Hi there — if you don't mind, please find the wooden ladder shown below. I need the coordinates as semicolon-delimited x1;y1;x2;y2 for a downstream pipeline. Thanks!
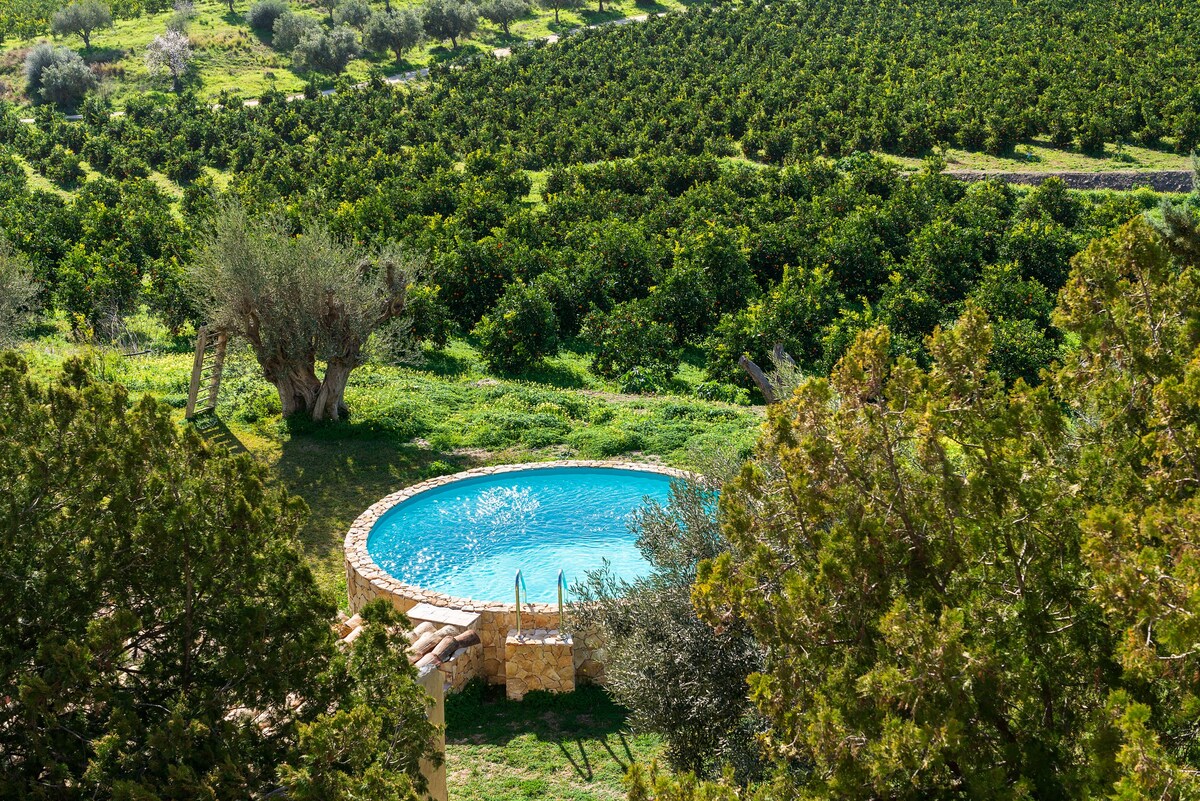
185;326;228;420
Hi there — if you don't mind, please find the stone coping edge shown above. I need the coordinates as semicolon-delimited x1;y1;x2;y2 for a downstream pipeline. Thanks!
345;460;698;615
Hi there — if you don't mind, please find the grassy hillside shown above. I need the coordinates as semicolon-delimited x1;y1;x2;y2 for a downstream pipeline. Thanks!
0;0;693;106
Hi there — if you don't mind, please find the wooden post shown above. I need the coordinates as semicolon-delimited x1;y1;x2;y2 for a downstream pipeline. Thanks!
738;354;778;404
185;326;208;419
417;666;448;801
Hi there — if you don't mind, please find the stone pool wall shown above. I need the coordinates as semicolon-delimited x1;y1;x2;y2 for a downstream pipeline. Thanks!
344;460;692;691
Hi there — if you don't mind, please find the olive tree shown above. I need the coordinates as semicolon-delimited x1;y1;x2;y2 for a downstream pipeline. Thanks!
51;0;112;48
334;0;371;30
193;205;416;421
479;0;528;35
293;25;360;74
272;10;318;51
365;8;423;60
24;43;97;108
422;0;477;49
539;0;580;25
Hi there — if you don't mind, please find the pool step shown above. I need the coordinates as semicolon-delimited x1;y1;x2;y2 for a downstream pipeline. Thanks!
406;602;481;632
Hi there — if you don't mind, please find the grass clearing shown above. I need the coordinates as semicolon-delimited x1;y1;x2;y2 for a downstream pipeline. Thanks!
880;137;1193;174
446;682;661;801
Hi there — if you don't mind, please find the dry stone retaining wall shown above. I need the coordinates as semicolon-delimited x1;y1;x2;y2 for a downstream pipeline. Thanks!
345;460;694;692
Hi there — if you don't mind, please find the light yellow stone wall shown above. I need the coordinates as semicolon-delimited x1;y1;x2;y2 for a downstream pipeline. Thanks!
505;630;575;701
345;461;695;692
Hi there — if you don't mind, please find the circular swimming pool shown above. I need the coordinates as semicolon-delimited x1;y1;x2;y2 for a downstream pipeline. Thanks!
362;463;683;604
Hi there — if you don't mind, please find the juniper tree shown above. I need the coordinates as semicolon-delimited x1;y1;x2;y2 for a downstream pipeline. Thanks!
0;354;437;798
0;236;37;345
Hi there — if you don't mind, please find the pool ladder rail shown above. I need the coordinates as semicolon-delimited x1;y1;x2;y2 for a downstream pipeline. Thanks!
513;569;570;642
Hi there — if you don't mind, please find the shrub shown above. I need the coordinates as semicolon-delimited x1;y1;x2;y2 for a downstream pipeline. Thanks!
247;0;289;31
573;480;763;776
473;281;558;373
693;381;750;405
24;45;96;109
704;265;842;385
166;0;196;32
1001;217;1077;288
582;297;679;381
272;10;317;51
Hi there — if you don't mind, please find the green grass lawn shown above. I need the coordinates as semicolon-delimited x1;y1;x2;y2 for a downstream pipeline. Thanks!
446;683;661;801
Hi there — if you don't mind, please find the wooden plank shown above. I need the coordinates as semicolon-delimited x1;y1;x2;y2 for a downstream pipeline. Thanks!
185;326;208;420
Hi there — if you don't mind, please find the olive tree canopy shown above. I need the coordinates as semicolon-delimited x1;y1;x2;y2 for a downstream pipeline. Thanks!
193;205;416;421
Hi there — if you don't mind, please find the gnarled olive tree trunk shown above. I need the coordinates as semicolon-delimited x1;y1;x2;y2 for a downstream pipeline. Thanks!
195;205;415;422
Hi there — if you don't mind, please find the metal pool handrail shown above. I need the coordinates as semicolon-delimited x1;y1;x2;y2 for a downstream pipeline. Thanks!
514;569;530;636
557;570;567;632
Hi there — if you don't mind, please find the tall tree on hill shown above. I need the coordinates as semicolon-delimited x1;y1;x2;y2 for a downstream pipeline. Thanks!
51;0;112;48
0;353;438;799
422;0;477;48
193;204;417;421
365;8;423;60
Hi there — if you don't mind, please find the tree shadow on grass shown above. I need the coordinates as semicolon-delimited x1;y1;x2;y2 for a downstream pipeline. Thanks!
516;360;590;390
189;411;250;456
445;683;650;784
272;419;485;590
447;682;636;764
83;47;126;65
419;348;474;378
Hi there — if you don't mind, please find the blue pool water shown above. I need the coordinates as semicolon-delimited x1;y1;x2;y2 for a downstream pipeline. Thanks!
367;467;678;603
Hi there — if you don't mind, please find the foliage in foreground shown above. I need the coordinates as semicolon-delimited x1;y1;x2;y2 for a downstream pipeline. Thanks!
0;353;437;799
683;208;1200;798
